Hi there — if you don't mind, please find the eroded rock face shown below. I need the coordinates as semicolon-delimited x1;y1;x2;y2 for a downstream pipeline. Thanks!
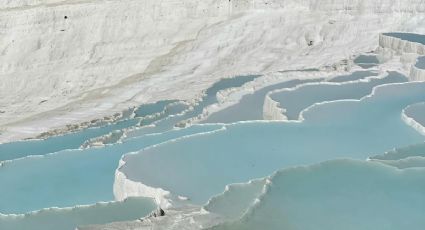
0;0;228;125
379;33;425;55
410;56;425;81
1;0;424;142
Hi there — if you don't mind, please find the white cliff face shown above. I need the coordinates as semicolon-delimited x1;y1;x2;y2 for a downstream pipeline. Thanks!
0;0;227;133
1;0;425;142
263;94;287;120
379;34;425;55
410;57;425;81
113;159;173;209
0;0;233;141
410;64;425;81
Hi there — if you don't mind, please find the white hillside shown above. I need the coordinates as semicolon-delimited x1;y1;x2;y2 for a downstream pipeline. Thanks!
0;0;424;142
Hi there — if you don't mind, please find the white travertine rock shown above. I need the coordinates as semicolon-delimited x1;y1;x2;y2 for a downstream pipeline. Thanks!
263;94;287;120
409;57;425;81
113;159;173;209
410;64;425;81
1;0;425;142
402;108;425;136
379;34;425;55
402;102;425;136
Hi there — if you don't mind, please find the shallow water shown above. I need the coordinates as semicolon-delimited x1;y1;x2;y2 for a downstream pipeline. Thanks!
383;32;425;45
0;101;182;161
204;179;266;221
0;124;223;214
212;160;425;230
2;68;425;229
0;197;156;230
371;141;425;161
203;71;378;123
121;81;425;204
134;100;178;118
0;118;140;161
328;70;378;82
0;75;260;228
139;101;188;126
405;102;425;127
124;75;258;139
415;56;425;69
202;78;322;123
270;71;406;120
353;55;380;69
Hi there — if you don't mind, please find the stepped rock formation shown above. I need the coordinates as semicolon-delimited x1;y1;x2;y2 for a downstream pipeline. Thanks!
0;0;424;142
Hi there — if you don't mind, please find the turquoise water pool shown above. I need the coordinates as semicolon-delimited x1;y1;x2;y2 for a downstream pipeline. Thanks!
383;32;425;45
0;124;223;214
212;159;425;230
124;75;258;139
121;81;425;205
1;71;424;230
0;197;156;230
353;55;380;69
269;71;406;120
415;56;425;69
202;78;322;123
405;102;425;127
0;101;182;161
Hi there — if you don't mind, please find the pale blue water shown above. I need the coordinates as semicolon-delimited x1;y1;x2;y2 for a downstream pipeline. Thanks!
328;71;378;83
415;56;425;69
1;70;425;229
212;159;425;230
139;101;188;126
405;102;425;127
125;75;258;139
202;78;323;123
0;118;139;161
0;75;258;227
0;197;156;230
121;81;425;205
199;71;377;123
383;32;425;45
134;100;178;117
371;142;425;161
204;179;266;220
0;124;223;214
353;55;379;69
0;100;182;161
270;71;406;120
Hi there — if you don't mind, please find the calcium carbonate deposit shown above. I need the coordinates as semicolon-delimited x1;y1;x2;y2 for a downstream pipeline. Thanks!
1;0;425;229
